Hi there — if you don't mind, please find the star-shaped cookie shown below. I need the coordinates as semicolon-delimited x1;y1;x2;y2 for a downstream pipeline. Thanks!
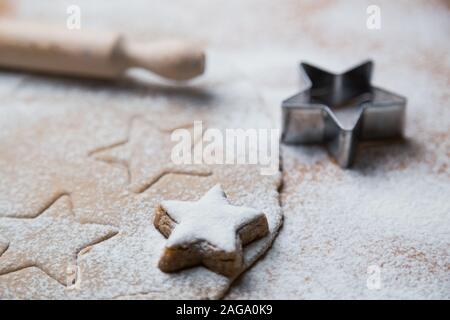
154;184;269;277
282;60;406;167
0;195;118;285
91;118;210;193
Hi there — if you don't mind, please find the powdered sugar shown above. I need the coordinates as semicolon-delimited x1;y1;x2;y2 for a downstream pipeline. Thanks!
162;184;266;252
0;195;118;285
0;51;282;299
1;0;448;300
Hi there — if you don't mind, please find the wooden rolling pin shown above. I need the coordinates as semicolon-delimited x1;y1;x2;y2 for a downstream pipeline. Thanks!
0;20;205;80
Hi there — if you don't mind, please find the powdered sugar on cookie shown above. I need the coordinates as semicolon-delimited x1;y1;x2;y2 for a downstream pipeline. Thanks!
162;184;266;252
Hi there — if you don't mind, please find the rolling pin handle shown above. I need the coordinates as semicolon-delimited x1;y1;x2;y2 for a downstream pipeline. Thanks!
119;39;206;81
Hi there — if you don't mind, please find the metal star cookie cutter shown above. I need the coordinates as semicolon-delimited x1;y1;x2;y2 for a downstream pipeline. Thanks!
281;60;406;168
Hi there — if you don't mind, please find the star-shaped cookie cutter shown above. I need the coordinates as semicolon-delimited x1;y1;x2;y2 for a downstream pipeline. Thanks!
281;60;406;167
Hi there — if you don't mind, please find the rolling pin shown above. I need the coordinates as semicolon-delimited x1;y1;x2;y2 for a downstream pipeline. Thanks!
0;20;205;81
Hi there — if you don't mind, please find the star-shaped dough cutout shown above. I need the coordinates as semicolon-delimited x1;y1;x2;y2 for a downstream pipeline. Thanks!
0;235;8;257
91;118;210;193
0;195;118;285
154;184;269;277
282;60;406;167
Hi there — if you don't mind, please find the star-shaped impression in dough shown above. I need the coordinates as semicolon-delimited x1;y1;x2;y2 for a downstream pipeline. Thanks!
154;184;269;277
282;60;406;167
91;118;210;193
0;195;118;285
0;236;8;256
